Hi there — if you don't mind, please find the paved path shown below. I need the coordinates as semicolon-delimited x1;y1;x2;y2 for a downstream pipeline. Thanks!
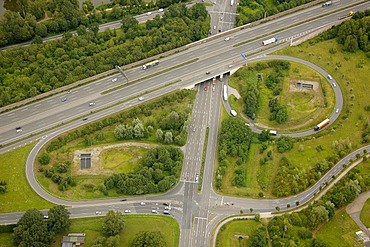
346;190;370;245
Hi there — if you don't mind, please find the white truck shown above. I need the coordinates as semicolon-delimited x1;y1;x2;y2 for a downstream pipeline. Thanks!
262;37;278;46
142;60;159;70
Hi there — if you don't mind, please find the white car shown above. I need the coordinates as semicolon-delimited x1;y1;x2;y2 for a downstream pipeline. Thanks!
151;210;158;214
165;206;171;210
95;211;102;215
336;108;339;113
147;12;152;15
158;8;164;12
140;202;146;206
112;78;117;82
43;215;49;219
89;102;95;106
16;127;23;133
228;64;233;68
224;37;230;41
124;210;131;213
332;82;337;87
138;97;144;101
327;74;333;80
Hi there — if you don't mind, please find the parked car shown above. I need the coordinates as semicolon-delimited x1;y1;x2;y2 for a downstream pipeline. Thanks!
158;8;164;12
151;210;158;214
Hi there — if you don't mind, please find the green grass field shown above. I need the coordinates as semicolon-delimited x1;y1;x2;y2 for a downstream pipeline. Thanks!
360;198;370;228
216;219;263;247
315;209;360;247
50;215;179;247
0;144;54;213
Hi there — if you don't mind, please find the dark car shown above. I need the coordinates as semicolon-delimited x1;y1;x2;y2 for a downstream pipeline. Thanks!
206;71;210;75
121;199;127;201
82;117;88;121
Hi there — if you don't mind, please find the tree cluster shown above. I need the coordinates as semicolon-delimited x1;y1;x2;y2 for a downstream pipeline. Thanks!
41;161;76;191
104;146;183;195
276;136;294;153
0;3;208;107
103;210;125;236
13;206;71;246
243;80;259;120
216;118;253;190
130;231;167;247
269;98;288;124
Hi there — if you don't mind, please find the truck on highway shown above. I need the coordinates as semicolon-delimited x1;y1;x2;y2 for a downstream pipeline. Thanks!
142;60;159;70
322;1;332;7
262;37;278;46
338;11;354;20
314;118;330;131
230;0;234;6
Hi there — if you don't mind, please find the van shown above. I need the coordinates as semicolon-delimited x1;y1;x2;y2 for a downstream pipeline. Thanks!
230;110;237;117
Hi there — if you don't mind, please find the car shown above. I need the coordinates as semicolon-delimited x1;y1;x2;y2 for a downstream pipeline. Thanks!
336;108;339;113
158;8;164;12
204;86;208;91
138;97;144;101
140;202;146;206
224;37;230;41
228;64;233;68
124;210;131;213
95;211;102;215
195;173;199;182
163;202;170;206
193;127;196;132
212;86;215;92
89;102;95;106
146;11;152;15
151;210;158;214
206;71;211;75
121;198;127;201
327;74;333;80
164;206;171;210
82;117;88;121
16;127;23;133
163;210;170;215
332;82;337;87
61;97;67;102
212;1;216;4
245;123;250;127
112;78;117;82
43;215;49;219
220;16;223;20
213;25;216;30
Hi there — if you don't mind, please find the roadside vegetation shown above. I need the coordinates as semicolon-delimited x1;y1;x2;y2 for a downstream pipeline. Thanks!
0;207;179;247
217;11;370;199
360;197;370;227
0;3;209;107
216;158;370;247
236;0;317;26
35;90;194;200
0;143;54;213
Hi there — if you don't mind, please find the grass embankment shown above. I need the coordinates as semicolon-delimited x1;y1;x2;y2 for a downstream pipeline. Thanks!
216;219;263;247
49;215;179;247
315;209;360;246
0;143;54;213
218;37;369;198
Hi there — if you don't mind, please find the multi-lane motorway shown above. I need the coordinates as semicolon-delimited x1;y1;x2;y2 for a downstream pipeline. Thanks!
1;1;370;246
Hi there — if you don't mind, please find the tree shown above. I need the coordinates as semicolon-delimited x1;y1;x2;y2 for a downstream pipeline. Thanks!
13;209;52;246
156;129;164;142
121;14;139;32
103;210;124;236
47;205;71;234
251;226;268;247
164;131;173;144
38;153;51;165
130;231;167;247
276;136;294;153
309;206;329;229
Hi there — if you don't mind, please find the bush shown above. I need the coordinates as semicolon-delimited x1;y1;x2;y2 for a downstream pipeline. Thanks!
38;153;51;165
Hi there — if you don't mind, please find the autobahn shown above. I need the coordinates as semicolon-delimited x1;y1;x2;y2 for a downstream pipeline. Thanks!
0;1;370;247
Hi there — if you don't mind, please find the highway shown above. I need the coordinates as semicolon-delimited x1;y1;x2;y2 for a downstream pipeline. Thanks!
1;0;368;146
0;1;370;247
